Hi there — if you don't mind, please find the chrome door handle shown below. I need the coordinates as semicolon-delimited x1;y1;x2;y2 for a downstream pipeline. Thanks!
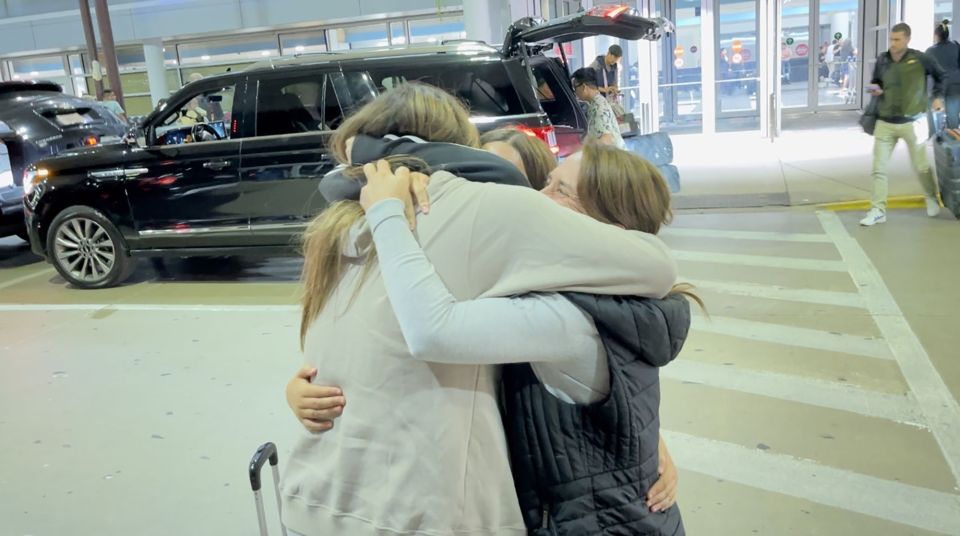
203;160;230;170
124;167;149;178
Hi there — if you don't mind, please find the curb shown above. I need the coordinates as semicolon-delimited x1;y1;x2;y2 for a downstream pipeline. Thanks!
818;195;927;212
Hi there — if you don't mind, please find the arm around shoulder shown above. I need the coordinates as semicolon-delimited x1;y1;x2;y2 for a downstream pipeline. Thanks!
471;185;678;299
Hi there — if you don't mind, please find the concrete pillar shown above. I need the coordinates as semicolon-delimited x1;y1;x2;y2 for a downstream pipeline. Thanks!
465;0;509;44
143;38;168;107
903;0;934;51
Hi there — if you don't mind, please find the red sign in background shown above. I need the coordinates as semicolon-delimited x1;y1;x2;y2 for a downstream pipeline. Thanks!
795;43;809;57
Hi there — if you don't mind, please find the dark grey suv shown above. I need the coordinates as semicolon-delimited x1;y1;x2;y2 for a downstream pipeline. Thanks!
23;6;672;288
0;80;126;241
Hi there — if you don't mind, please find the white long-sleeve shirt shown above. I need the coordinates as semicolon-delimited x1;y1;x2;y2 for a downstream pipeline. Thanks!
367;197;609;404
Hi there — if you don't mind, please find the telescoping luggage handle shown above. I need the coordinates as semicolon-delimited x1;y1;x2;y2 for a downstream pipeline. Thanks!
249;442;288;536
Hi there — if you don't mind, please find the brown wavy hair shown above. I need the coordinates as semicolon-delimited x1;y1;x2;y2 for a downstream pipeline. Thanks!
577;143;704;312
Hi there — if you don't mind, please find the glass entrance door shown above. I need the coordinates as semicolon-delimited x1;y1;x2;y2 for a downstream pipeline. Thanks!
655;0;704;132
715;0;761;130
780;0;862;112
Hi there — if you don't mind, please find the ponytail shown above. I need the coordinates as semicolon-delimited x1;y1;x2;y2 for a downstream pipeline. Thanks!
935;19;950;42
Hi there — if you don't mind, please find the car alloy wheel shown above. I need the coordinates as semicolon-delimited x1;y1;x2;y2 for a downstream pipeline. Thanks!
53;217;117;283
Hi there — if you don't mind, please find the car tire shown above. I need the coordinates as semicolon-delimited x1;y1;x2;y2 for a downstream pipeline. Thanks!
46;206;135;289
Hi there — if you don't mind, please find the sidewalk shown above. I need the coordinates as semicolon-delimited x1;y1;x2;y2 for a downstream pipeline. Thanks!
670;116;936;210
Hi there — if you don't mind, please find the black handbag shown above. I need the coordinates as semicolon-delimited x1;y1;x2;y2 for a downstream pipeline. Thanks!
860;96;879;135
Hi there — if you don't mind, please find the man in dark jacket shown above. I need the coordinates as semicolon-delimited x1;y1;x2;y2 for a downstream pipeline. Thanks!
588;44;623;99
861;22;946;226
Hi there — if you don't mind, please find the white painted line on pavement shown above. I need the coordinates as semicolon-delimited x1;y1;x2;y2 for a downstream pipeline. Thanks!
663;430;960;535
0;267;55;291
0;303;299;313
673;250;849;272
664;359;924;427
692;315;893;360
818;210;960;489
683;278;867;309
662;227;833;243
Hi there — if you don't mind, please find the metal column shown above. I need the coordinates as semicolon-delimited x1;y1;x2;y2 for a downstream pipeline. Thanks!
92;0;124;107
700;0;717;134
759;0;781;139
78;0;103;100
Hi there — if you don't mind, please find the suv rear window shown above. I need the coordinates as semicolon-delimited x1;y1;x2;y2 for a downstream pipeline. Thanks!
366;60;526;117
39;107;105;127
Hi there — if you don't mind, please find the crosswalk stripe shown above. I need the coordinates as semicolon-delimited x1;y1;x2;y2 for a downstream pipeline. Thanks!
663;359;924;426
682;278;866;308
663;430;960;535
662;227;833;243
674;250;849;272
819;211;960;489
692;315;892;360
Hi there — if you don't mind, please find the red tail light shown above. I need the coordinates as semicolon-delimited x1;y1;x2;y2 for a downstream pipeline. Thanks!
517;125;560;155
588;4;632;19
82;135;99;146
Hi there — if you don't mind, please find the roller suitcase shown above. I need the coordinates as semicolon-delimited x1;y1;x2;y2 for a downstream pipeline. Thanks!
629;132;674;167
933;128;960;218
249;442;289;536
657;163;681;193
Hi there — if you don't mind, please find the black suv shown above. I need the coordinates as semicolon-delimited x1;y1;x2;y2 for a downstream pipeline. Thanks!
1;80;126;241
24;6;670;288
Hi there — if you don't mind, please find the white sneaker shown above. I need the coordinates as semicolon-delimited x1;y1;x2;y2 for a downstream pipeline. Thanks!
860;208;886;226
925;197;941;218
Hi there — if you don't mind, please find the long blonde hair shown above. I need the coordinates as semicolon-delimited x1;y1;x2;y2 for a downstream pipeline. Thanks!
300;83;478;347
577;143;705;312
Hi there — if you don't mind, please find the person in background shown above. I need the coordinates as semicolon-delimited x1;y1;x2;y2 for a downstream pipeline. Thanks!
480;128;557;190
571;67;626;149
100;89;127;123
588;44;623;100
926;20;960;129
861;22;946;226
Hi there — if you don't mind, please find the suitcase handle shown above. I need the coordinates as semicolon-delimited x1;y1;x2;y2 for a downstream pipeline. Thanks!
249;442;279;492
249;442;287;536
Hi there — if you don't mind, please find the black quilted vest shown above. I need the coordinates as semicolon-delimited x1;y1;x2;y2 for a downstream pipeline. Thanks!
500;293;690;535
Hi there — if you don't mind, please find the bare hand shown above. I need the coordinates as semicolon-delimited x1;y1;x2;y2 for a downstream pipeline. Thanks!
360;160;431;229
645;435;678;513
285;365;345;434
869;88;884;97
932;98;945;112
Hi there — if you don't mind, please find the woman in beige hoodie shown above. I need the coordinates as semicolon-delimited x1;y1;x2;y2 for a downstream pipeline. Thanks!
281;83;677;536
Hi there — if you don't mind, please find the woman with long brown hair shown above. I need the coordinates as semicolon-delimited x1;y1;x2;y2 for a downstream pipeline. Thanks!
281;83;679;536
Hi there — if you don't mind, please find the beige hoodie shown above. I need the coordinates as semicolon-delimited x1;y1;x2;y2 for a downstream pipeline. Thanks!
281;172;677;536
